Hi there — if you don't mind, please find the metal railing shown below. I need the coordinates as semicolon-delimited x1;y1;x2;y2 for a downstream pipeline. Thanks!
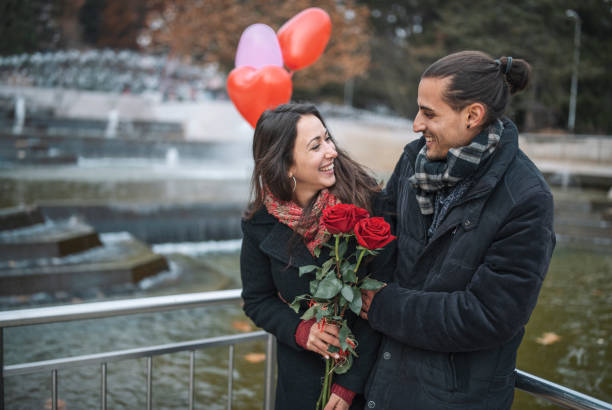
0;289;275;410
1;289;611;410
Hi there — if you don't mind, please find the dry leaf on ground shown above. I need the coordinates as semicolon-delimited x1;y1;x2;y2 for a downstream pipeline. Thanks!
244;353;266;363
536;332;561;346
232;320;254;332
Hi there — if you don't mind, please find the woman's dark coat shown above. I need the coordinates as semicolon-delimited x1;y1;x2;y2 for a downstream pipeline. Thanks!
240;207;382;410
365;118;556;409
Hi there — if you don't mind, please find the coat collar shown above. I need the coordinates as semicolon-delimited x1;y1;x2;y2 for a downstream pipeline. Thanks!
254;208;317;268
405;117;519;237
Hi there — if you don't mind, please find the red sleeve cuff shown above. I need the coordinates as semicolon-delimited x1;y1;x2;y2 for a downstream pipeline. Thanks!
295;318;316;349
331;383;356;406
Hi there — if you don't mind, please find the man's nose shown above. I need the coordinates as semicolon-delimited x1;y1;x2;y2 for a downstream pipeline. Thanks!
413;111;425;133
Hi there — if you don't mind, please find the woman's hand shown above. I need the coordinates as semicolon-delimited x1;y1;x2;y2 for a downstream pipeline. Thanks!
306;322;342;359
324;393;349;410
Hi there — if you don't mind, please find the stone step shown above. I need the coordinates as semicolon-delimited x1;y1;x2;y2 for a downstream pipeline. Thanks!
0;232;168;296
0;206;45;231
0;219;102;261
39;201;244;243
0;136;78;165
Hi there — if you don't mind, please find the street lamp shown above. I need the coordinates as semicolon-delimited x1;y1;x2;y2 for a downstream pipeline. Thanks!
566;9;581;133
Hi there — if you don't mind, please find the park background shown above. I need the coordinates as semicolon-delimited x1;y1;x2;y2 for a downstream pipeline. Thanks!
0;1;611;409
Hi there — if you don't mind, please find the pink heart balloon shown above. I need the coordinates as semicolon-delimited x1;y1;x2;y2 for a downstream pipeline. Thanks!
235;24;284;69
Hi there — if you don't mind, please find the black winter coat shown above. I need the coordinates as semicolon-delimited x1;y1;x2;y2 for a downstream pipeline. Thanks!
364;118;556;410
240;207;382;410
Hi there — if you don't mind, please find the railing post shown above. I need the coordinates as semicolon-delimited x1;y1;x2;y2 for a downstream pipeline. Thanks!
188;351;195;410
146;357;152;410
1;327;4;410
227;345;234;410
51;369;58;410
263;334;276;410
101;363;107;410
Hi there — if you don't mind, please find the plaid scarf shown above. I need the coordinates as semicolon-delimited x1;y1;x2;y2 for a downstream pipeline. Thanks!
263;187;340;256
409;119;504;215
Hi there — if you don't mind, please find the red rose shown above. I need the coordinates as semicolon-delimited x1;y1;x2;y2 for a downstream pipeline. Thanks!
321;204;370;234
354;217;396;250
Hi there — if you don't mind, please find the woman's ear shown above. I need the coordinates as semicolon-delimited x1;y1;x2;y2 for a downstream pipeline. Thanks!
466;102;487;129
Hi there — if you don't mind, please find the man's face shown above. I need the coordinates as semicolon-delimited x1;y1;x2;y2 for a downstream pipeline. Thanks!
413;77;474;161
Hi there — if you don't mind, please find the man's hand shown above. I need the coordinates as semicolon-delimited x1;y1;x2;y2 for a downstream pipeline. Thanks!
360;288;381;320
324;393;349;410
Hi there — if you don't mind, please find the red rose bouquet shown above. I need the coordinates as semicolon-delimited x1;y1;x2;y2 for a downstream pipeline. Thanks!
289;204;396;409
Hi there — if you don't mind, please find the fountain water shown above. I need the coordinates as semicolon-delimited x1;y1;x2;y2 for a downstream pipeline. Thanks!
12;96;24;135
105;108;119;138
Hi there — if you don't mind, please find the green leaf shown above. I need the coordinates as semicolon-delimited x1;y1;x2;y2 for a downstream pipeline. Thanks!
338;240;348;259
301;304;317;320
321;258;334;275
341;285;354;303
289;294;308;313
338;321;351;351
314;275;343;299
360;277;386;291
339;296;347;308
349;288;362;315
313;246;321;258
341;263;357;283
327;345;340;354
299;265;318;277
333;354;353;374
316;308;330;322
289;299;301;313
309;279;319;295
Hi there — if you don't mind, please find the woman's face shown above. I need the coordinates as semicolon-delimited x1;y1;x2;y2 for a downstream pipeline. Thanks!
289;114;338;206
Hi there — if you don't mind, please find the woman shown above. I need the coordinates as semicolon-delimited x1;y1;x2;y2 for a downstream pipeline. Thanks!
240;103;382;410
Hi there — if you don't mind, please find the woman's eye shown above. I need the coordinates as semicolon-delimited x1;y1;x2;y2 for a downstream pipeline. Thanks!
311;144;320;150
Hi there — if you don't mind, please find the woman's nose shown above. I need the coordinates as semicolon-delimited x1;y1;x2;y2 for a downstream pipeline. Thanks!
325;141;338;158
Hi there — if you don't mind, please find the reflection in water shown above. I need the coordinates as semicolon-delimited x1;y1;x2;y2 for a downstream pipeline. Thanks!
4;243;267;410
4;241;612;409
513;246;612;408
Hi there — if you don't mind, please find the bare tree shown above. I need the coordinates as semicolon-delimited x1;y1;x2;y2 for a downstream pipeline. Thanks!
141;0;371;91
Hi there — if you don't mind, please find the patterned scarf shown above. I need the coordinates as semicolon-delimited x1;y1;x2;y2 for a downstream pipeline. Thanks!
263;187;340;256
409;119;504;215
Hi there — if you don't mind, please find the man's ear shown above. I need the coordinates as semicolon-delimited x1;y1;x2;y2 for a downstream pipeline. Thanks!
466;102;487;129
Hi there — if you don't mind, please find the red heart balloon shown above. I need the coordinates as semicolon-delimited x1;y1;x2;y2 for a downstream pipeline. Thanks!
227;65;292;128
277;8;332;71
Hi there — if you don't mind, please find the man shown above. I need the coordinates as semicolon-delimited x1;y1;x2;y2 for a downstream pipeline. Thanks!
360;51;555;409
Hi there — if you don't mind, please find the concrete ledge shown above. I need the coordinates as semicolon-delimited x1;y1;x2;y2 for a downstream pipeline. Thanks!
0;206;44;231
0;253;168;296
0;231;102;261
0;220;103;261
0;235;168;296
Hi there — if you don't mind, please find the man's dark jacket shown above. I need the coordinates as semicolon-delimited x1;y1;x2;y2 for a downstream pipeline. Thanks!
364;118;556;409
240;207;382;409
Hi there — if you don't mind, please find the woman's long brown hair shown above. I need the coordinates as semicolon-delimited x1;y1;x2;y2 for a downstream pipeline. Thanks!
245;103;380;223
